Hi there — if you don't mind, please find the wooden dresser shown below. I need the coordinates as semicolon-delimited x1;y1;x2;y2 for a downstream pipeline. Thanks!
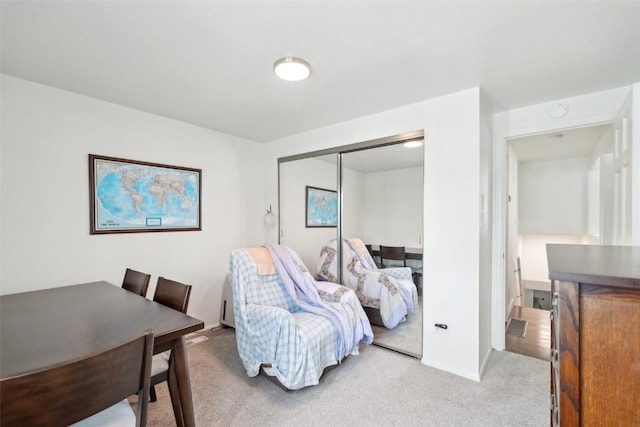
546;244;640;426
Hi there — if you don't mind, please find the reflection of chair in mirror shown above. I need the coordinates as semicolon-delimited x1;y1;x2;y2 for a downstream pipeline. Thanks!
380;245;407;267
229;245;372;390
364;244;380;268
380;245;422;291
317;238;417;329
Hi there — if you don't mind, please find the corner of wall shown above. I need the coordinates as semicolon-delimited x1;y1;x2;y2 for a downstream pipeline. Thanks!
478;346;493;380
421;357;481;383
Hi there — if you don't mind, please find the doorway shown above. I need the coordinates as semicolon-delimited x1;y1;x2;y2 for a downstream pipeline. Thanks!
492;87;636;357
503;124;614;360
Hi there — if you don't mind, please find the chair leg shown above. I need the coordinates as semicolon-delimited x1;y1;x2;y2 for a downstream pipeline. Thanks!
150;385;157;402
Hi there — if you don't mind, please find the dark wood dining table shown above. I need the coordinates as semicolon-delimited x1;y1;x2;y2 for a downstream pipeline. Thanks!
1;281;204;427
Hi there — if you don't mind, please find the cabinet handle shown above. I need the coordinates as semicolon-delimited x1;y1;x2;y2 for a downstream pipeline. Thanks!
552;292;559;308
551;349;559;367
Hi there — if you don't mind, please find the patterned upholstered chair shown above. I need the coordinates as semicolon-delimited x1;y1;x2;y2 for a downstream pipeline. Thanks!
229;245;372;390
317;238;417;329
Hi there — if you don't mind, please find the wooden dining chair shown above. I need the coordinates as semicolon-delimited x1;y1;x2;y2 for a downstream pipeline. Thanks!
1;330;154;427
122;268;152;297
379;245;407;268
365;244;374;256
365;243;381;268
150;277;192;404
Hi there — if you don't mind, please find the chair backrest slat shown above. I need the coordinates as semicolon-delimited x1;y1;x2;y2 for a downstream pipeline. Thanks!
1;330;154;427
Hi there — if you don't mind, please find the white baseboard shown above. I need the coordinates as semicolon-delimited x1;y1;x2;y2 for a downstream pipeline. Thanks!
186;322;220;338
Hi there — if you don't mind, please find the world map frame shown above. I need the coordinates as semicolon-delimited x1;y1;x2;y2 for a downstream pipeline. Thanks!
89;154;202;234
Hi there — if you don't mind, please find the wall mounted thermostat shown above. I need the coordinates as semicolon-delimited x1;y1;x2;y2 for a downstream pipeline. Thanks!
549;102;569;119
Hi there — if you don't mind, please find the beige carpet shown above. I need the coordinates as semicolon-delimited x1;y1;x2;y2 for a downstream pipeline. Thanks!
136;327;548;426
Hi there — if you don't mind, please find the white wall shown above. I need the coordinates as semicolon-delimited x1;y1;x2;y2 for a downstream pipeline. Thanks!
478;92;493;374
519;234;589;282
0;75;265;328
361;166;423;248
598;153;615;244
589;126;614;245
264;87;489;381
518;157;589;235
505;144;520;316
632;83;640;246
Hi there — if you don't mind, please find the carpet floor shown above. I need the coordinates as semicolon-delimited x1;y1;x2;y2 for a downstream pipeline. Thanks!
137;328;548;426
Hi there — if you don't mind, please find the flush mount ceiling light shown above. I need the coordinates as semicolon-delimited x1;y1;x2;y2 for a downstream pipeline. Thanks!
273;57;311;81
403;140;423;148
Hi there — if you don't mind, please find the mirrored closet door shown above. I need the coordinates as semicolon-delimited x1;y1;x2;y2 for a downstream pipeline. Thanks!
341;142;424;357
278;131;424;357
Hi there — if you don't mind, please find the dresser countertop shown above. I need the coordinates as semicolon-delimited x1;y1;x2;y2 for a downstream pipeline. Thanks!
546;244;640;289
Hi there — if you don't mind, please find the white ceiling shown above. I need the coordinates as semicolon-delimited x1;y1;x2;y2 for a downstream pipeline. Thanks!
509;123;611;162
2;1;639;143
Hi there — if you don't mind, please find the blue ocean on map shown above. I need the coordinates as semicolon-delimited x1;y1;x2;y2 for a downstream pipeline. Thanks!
96;168;198;227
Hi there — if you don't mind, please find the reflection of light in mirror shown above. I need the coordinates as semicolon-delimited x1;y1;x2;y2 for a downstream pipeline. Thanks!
404;140;423;148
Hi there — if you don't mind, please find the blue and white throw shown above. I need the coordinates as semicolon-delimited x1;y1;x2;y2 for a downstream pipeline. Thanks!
230;245;372;390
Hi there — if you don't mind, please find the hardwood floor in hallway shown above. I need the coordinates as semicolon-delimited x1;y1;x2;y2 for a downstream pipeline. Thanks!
505;305;550;361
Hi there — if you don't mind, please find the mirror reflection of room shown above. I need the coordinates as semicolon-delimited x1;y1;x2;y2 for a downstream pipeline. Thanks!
340;141;424;357
277;135;424;358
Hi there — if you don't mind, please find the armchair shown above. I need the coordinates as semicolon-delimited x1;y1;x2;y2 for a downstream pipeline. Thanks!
229;244;372;390
317;238;418;329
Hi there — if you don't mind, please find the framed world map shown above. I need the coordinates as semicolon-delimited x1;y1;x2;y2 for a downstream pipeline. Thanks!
89;154;201;234
305;186;337;228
